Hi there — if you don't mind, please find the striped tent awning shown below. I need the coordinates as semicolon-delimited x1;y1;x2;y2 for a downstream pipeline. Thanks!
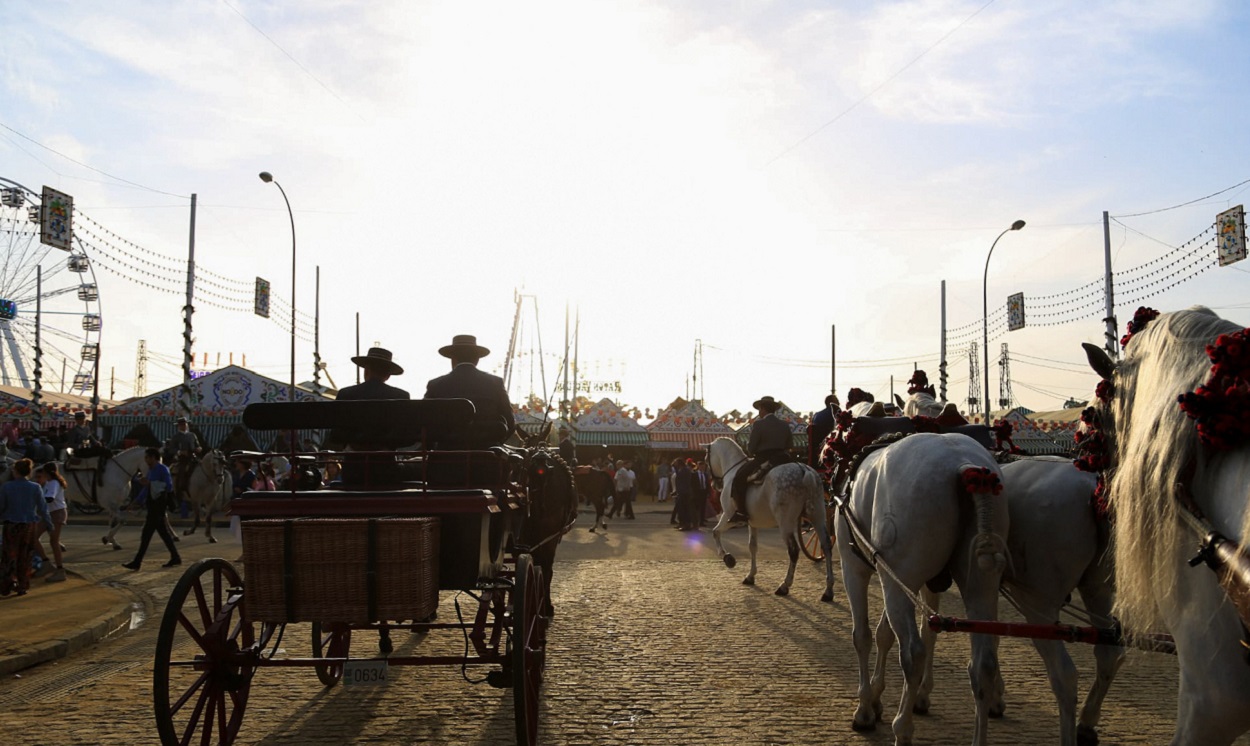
574;431;650;446
648;431;729;450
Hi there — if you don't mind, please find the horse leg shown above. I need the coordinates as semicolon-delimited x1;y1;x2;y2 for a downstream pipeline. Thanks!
104;512;124;550
183;494;201;537
914;588;940;714
959;572;1003;746
742;524;758;586
869;609;893;723
881;577;924;746
710;509;735;568
204;505;218;543
836;511;879;731
819;520;835;603
1074;574;1124;746
776;528;798;596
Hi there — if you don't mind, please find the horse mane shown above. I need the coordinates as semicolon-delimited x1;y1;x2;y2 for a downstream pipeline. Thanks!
1107;306;1242;630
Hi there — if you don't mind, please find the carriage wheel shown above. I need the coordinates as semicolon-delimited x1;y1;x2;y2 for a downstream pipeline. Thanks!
799;516;825;561
153;558;256;746
311;621;353;687
512;553;547;746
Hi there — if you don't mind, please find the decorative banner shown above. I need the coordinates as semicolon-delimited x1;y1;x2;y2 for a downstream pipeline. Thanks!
1006;292;1025;331
40;186;73;251
254;277;271;317
575;380;622;394
1217;205;1246;267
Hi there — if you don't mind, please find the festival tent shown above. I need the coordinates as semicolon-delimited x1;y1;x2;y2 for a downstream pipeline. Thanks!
0;384;116;428
734;400;810;452
97;365;332;448
568;398;648;448
996;408;1067;456
646;398;734;451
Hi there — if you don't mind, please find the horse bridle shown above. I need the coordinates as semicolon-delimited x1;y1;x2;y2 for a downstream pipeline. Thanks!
197;450;228;484
708;454;749;491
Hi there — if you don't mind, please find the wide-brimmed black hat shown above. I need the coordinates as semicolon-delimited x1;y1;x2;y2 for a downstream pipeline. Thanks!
175;416;189;425
74;411;86;420
752;396;780;412
439;334;490;359
350;347;404;375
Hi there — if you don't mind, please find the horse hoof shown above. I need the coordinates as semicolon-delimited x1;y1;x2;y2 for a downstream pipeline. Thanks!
208;537;218;544
1076;724;1099;746
820;590;834;603
741;577;755;586
112;545;122;551
774;586;789;597
182;529;193;536
100;536;108;546
850;717;876;732
988;702;1006;719
723;554;736;569
912;699;930;715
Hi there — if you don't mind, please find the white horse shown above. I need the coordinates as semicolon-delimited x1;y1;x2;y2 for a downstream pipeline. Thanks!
835;432;1007;746
706;437;835;602
1084;307;1250;745
999;456;1122;746
179;450;231;542
60;446;149;550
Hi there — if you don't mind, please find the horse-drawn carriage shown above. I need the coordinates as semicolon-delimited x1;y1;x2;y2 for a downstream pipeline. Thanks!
150;398;577;746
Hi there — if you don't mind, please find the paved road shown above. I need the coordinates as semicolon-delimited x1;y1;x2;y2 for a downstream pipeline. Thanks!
0;506;1237;744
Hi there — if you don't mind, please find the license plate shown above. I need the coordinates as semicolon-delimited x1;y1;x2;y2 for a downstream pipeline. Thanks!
343;660;388;687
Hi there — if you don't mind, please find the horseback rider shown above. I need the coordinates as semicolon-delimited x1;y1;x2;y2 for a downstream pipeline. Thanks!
65;411;110;485
727;396;793;522
164;417;202;509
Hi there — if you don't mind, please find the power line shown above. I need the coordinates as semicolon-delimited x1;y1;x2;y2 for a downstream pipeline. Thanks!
0;121;187;198
1112;177;1250;218
765;0;999;166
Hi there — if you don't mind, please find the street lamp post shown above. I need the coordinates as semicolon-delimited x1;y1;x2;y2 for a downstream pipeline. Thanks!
983;219;1026;423
259;171;296;405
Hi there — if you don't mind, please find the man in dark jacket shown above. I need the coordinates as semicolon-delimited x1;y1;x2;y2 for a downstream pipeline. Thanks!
728;396;793;522
330;347;409;484
808;394;840;468
423;335;515;448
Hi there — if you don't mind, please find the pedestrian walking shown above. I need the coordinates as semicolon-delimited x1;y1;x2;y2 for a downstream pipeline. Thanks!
655;458;672;502
0;459;54;596
121;448;182;571
672;458;697;530
608;460;636;519
32;463;69;583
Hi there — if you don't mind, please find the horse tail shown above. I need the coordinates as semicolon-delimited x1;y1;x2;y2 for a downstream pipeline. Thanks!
959;465;1007;575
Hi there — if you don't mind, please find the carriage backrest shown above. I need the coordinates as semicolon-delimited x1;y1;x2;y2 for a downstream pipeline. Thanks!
243;398;477;447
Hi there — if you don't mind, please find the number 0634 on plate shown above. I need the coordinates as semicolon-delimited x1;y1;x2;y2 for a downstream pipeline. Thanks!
343;660;388;687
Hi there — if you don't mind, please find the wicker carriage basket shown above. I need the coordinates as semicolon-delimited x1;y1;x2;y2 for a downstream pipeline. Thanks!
241;517;440;624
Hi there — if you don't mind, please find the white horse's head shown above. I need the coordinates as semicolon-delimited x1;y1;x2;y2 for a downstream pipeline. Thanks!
706;436;746;478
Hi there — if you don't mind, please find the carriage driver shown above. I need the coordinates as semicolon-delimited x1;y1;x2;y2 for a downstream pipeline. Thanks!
424;335;516;448
727;396;794;522
165;417;202;509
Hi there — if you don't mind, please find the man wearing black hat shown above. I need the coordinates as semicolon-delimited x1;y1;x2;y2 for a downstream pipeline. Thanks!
330;347;409;484
727;396;793;522
424;335;515;448
165;416;202;516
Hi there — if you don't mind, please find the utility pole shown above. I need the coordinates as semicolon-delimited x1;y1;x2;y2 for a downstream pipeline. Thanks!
939;281;947;402
313;266;321;392
1102;211;1120;360
134;339;147;397
998;343;1013;410
180;193;197;420
967;341;981;418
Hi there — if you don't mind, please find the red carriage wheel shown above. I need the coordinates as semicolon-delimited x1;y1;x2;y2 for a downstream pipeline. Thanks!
153;558;256;746
311;621;353;687
512;553;547;746
799;515;825;561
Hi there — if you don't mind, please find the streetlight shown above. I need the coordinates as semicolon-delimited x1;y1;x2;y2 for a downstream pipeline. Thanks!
983;219;1026;423
259;171;297;404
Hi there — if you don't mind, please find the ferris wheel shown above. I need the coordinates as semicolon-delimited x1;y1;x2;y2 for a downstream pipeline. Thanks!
0;177;102;396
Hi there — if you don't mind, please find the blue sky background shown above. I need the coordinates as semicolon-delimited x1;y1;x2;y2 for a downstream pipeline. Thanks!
1;0;1247;417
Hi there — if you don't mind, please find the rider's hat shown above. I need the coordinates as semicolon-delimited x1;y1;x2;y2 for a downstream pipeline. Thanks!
350;347;404;375
439;334;491;360
752;396;780;413
175;416;189;425
73;411;86;420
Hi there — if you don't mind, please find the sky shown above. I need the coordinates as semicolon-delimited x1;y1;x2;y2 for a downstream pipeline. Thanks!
1;0;1248;420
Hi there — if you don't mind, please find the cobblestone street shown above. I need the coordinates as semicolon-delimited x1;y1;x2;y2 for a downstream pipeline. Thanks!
0;510;1241;744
